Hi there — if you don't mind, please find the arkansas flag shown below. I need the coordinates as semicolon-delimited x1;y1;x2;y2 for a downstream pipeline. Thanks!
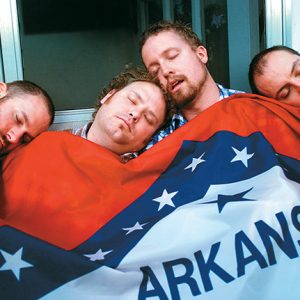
0;94;299;300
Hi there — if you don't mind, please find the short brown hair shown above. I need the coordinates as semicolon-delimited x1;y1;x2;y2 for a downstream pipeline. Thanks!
6;80;55;125
139;20;204;54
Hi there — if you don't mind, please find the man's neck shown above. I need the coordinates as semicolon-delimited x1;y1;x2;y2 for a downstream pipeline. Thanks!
181;78;220;121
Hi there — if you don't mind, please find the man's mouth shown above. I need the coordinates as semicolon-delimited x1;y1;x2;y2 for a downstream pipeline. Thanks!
168;79;183;94
116;115;132;132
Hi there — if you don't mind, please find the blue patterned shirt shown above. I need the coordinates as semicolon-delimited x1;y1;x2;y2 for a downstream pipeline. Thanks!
142;84;244;152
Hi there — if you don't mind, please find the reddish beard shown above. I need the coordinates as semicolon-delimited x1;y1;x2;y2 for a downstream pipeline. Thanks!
171;69;208;109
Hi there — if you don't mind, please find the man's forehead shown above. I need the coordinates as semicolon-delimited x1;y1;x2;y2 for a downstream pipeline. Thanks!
265;50;299;64
21;95;50;124
127;81;159;95
143;31;188;65
130;81;163;104
10;93;42;104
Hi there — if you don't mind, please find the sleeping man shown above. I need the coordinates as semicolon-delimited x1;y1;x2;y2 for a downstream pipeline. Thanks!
248;45;300;107
0;80;54;157
71;68;170;162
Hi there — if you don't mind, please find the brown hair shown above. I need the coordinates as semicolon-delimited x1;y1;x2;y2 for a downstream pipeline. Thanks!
6;80;55;125
139;20;204;54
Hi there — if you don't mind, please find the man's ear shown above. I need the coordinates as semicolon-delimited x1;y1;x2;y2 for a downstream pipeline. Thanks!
196;46;208;64
0;82;8;98
100;89;117;104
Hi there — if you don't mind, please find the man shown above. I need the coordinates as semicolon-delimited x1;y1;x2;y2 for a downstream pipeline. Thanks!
139;20;242;149
0;80;54;156
72;68;170;162
248;45;300;107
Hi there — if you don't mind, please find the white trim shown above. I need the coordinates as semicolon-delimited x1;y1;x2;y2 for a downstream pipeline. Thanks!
265;0;283;47
50;108;95;131
290;0;300;51
0;0;23;81
0;45;3;82
282;0;292;46
53;108;94;124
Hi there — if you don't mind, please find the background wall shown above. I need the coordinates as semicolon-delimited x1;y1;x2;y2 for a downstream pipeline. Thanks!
21;28;140;110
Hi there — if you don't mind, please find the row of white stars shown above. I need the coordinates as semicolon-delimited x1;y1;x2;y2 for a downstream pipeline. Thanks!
185;146;254;173
84;221;150;261
0;220;151;281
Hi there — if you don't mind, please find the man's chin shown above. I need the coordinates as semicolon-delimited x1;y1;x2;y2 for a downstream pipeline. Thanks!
173;95;195;109
170;86;192;104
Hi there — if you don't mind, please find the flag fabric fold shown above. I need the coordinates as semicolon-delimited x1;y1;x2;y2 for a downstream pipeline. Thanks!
0;94;299;299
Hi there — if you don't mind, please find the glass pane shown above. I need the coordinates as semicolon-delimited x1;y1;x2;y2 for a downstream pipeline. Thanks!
258;0;266;51
174;0;192;24
203;0;229;87
17;0;139;110
148;0;163;25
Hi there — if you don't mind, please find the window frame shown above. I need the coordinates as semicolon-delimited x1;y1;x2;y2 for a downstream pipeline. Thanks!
0;0;297;127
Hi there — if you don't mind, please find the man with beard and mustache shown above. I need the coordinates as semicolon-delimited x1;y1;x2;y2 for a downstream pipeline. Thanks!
0;80;54;157
139;20;243;150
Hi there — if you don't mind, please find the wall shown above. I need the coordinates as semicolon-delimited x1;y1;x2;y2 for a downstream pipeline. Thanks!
21;28;140;110
227;0;260;92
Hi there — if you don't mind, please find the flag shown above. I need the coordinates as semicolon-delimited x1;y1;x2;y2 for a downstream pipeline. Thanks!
0;94;299;299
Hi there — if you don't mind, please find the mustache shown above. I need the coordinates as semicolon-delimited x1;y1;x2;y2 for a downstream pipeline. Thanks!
167;75;186;89
167;75;186;84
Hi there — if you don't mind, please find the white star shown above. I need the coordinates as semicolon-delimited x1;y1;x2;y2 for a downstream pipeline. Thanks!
84;249;113;261
152;189;178;211
231;147;254;167
0;247;33;281
122;222;148;235
184;153;206;172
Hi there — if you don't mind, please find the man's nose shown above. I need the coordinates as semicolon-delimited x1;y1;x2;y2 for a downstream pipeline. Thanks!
160;62;174;77
291;77;300;90
159;63;174;87
6;127;24;144
129;110;141;123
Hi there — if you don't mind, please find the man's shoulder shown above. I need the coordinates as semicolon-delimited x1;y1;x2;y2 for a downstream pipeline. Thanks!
217;84;244;99
142;85;244;153
141;113;187;152
71;122;92;139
